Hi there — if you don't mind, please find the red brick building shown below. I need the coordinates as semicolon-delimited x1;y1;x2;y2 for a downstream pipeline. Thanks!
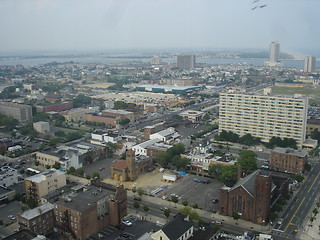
269;147;307;174
54;183;127;240
18;203;55;235
111;149;152;182
37;102;73;113
219;170;289;224
86;113;118;126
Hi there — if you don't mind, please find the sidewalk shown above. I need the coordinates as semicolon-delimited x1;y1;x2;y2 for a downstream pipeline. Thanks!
127;191;272;234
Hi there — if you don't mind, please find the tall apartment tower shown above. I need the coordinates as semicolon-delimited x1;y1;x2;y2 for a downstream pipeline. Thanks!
269;42;280;62
177;55;195;69
304;56;316;72
219;93;308;146
265;42;281;67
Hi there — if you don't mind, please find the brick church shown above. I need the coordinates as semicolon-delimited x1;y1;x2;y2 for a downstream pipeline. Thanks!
111;149;152;182
219;170;289;224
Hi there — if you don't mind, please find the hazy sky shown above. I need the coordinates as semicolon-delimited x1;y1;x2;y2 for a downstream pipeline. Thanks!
0;0;319;54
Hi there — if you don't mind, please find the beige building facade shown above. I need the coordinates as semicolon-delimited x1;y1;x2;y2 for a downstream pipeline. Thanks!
25;169;66;200
0;102;32;123
219;93;308;146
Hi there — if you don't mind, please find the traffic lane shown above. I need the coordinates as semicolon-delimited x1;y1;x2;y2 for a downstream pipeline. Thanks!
280;162;320;233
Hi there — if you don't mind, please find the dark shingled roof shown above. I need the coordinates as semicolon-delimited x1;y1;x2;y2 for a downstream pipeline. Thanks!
162;214;193;240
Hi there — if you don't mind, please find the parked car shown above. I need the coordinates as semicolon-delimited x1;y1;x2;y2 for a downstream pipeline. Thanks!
202;179;211;184
8;215;16;220
160;207;169;211
277;218;284;225
212;199;219;203
133;196;141;201
122;220;132;226
194;178;202;183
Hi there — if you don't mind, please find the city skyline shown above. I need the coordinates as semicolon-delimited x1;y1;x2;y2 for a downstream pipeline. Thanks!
0;0;319;56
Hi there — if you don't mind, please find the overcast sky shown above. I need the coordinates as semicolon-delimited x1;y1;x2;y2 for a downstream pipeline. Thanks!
0;0;319;55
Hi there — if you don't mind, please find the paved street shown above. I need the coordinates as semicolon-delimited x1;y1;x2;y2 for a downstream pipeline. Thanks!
272;159;320;239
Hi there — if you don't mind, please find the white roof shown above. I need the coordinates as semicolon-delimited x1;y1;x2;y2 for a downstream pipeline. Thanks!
20;203;54;220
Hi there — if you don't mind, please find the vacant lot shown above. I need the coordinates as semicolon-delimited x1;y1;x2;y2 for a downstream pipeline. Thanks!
272;86;320;96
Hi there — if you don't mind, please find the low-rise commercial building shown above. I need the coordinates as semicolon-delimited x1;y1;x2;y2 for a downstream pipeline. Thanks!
269;147;307;174
0;167;18;187
179;110;205;122
33;121;50;134
25;169;66;200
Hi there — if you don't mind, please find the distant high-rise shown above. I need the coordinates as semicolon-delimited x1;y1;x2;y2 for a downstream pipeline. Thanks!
177;55;195;69
269;42;280;62
304;56;316;72
151;56;162;65
265;42;281;67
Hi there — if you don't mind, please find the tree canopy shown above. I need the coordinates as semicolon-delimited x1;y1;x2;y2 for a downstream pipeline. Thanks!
208;164;238;187
236;150;258;173
73;94;92;108
154;143;189;169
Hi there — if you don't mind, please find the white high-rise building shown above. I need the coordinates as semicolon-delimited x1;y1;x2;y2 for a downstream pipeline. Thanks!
265;42;281;67
304;56;316;72
219;92;308;146
269;42;280;62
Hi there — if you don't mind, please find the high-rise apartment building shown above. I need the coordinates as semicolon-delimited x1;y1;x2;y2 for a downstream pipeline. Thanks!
304;56;316;72
177;55;195;69
0;102;32;123
265;42;281;67
269;42;280;62
219;93;308;146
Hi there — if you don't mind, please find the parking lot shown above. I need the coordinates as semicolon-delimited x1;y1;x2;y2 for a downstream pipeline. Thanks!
161;174;223;212
0;201;23;226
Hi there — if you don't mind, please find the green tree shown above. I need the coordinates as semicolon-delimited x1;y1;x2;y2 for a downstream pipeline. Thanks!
73;94;92;108
143;205;149;215
179;206;200;222
133;201;140;210
92;172;100;179
114;101;128;110
75;168;85;176
119;118;130;126
55;130;66;137
232;211;240;223
52;162;61;169
137;188;144;197
164;209;171;218
236;150;258;173
132;187;137;196
192;203;198;209
293;174;304;183
182;200;188;206
171;196;179;207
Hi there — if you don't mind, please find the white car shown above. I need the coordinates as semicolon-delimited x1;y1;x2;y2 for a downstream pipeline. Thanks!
122;220;132;226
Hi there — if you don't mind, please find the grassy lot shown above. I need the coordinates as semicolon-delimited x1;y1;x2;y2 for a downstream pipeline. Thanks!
272;86;320;106
272;86;320;96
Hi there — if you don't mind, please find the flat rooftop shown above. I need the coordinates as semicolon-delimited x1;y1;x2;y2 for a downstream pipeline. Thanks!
56;185;115;212
20;202;54;220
